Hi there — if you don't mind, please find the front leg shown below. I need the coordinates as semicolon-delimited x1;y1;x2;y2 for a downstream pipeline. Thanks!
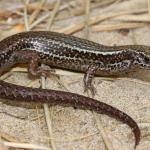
13;51;53;77
83;64;99;96
28;57;53;77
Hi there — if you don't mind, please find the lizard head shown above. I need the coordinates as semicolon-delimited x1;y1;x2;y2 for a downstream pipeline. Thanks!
133;52;150;69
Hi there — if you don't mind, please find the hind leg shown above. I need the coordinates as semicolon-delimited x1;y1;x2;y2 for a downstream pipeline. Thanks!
83;64;99;97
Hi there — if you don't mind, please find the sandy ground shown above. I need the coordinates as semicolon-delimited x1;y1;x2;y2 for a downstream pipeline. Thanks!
0;0;150;150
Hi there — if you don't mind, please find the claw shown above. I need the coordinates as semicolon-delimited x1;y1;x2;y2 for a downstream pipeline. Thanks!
84;82;96;98
83;64;99;97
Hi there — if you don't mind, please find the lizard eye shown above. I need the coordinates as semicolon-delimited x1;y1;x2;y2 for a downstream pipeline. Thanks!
144;56;150;63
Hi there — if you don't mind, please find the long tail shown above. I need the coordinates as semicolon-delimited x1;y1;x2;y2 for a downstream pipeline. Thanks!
0;80;140;148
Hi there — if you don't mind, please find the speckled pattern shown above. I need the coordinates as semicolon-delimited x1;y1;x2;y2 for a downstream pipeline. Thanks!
0;31;150;148
0;80;140;147
0;31;150;75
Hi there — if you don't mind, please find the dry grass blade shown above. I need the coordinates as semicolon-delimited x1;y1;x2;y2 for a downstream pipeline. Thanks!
2;141;51;150
56;9;147;34
47;0;61;30
0;111;26;120
30;114;44;121
43;104;56;150
29;13;50;30
94;114;114;150
0;72;12;80
84;0;91;38
139;123;150;127
148;0;150;15
0;132;21;142
10;67;27;73
83;1;115;148
41;1;61;149
24;0;30;31
117;78;150;86
27;1;56;11
41;66;56;150
55;0;118;21
25;0;118;21
29;1;74;30
114;14;150;22
29;0;46;24
37;132;99;142
92;22;146;32
99;0;122;14
92;0;119;9
26;80;39;87
22;1;55;150
0;0;149;149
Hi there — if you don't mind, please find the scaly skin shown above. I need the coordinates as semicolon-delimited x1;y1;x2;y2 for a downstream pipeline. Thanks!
0;80;140;148
0;31;148;148
0;31;149;74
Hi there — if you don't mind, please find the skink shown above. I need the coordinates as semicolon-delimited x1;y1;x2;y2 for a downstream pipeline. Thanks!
1;31;149;148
